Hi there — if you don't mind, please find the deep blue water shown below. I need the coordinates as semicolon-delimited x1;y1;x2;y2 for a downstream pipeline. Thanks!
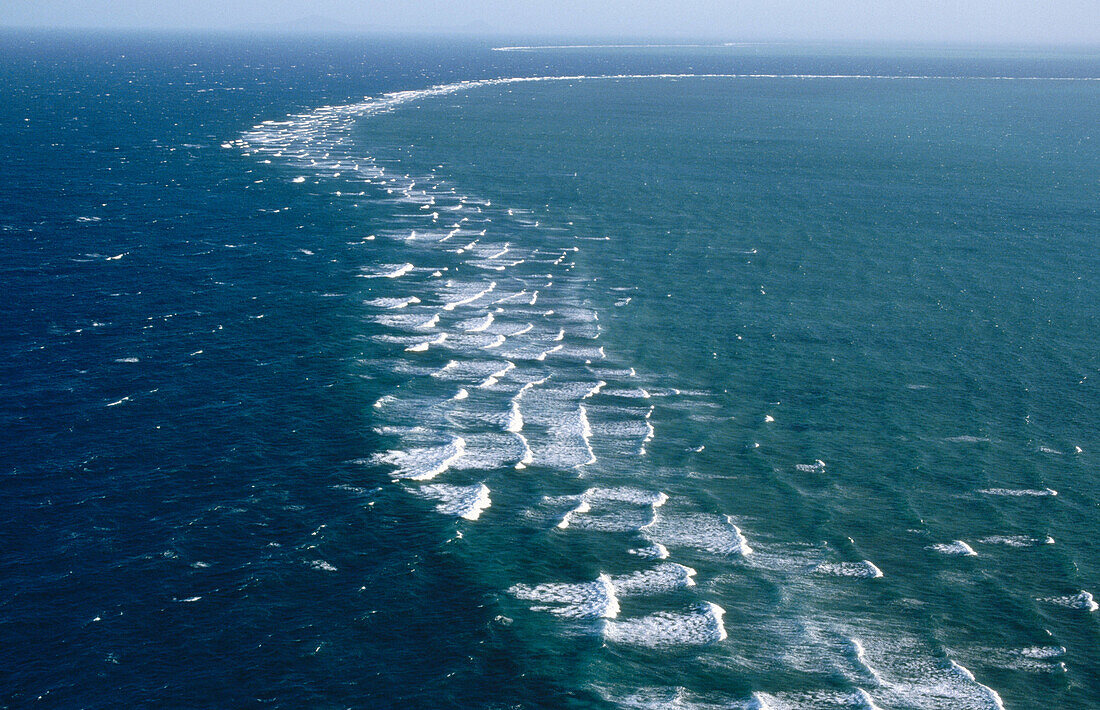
1;31;1098;709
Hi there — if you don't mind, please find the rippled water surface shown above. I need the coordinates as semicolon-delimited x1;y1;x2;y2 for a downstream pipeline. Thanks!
2;32;1098;709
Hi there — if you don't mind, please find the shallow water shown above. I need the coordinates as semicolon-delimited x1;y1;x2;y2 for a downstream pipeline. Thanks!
2;32;1098;709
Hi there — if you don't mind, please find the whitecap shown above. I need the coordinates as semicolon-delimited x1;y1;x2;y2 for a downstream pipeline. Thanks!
815;560;884;578
510;574;619;619
366;296;421;309
644;513;752;556
976;535;1055;547
416;482;491;520
978;487;1057;497
929;540;978;556
610;563;697;596
373;436;466;480
1041;591;1098;611
361;262;414;279
603;602;726;647
405;333;447;352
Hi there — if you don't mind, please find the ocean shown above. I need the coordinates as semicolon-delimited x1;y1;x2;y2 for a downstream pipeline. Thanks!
1;31;1098;708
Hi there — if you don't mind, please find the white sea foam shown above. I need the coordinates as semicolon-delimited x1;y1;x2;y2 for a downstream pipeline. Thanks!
583;381;607;399
978;487;1058;497
405;333;447;352
416;482;491;520
536;344;563;361
852;687;886;710
815;561;884;579
431;360;460;378
645;513;752;556
515;432;535;469
442;281;496;310
361;262;414;279
602;387;652;399
448;432;531;471
947;661;1006;709
493;289;529;305
929;540;978;556
556;500;592;529
479;361;517;388
976;535;1055;547
578;405;596;466
413;312;442;329
367;296;421;308
510;573;620;619
506;323;535;337
1017;645;1066;659
603;602;727;647
461;312;495;332
849;637;884;686
505;399;524;433
372;311;440;330
610;563;697;596
549;486;668;531
516;380;605;468
844;631;1011;709
375;436;466;480
640;416;655;455
628;542;670;560
1041;591;1098;611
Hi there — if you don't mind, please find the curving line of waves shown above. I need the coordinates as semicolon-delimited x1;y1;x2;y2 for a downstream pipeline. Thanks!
234;70;1086;709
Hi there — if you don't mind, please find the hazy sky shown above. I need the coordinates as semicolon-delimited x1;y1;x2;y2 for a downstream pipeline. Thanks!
2;0;1097;45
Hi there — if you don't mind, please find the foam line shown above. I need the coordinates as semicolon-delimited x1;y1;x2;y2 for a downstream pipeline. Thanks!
509;573;620;620
406;333;447;352
367;296;421;308
578;405;597;467
464;313;494;332
515;432;534;469
849;637;884;686
536;344;563;361
377;436;466;481
478;361;516;388
930;540;978;556
602;601;727;647
948;661;1006;710
853;688;885;710
418;482;492;520
443;282;496;310
583;381;607;399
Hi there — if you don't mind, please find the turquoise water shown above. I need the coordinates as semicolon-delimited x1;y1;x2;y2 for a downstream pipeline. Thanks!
3;35;1099;708
302;75;1100;707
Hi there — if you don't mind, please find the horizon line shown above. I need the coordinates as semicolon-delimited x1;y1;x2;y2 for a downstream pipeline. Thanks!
1;25;1099;51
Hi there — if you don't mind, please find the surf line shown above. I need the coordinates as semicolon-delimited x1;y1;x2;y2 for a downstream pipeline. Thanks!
238;72;1100;149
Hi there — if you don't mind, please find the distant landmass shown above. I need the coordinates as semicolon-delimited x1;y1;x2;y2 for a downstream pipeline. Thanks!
234;14;491;35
